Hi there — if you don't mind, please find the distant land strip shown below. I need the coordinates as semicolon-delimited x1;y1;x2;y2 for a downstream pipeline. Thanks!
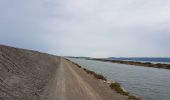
87;58;170;70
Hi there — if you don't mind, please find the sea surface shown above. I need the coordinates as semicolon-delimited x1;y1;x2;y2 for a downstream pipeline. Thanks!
68;58;170;100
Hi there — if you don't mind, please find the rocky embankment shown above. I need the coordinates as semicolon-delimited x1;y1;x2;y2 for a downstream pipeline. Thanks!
0;45;60;100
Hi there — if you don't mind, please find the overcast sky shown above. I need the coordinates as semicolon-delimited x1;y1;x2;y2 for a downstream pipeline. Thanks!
0;0;170;57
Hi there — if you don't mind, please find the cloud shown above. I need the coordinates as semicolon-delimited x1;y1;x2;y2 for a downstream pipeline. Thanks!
0;0;170;57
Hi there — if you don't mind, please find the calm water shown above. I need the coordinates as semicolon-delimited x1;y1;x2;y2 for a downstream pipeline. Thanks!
69;58;170;100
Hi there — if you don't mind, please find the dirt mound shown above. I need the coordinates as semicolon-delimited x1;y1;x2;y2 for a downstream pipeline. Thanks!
0;45;60;100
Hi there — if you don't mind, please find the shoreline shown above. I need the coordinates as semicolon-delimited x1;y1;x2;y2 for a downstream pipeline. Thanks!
87;58;170;70
66;59;142;100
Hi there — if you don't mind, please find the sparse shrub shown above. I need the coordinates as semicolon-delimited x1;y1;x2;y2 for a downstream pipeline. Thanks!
128;95;141;100
93;74;107;81
75;64;81;68
110;82;129;95
83;68;87;71
78;65;81;68
82;68;107;81
85;69;95;74
70;61;82;68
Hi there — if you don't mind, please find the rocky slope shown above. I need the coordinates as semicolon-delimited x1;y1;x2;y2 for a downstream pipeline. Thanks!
0;45;60;100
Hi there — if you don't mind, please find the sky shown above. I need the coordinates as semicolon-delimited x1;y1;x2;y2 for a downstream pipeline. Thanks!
0;0;170;57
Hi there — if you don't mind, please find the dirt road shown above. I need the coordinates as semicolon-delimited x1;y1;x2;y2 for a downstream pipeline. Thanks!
0;45;127;100
42;58;127;100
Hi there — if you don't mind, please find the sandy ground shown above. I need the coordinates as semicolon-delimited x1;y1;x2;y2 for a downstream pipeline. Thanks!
41;58;127;100
0;45;127;100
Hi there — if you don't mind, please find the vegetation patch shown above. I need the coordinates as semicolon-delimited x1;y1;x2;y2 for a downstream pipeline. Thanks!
109;82;141;100
93;73;107;81
109;82;129;95
74;63;81;68
83;68;94;74
83;68;107;81
128;95;141;100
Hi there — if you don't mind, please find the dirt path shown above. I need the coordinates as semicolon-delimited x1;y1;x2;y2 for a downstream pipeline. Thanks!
55;58;102;100
50;58;127;100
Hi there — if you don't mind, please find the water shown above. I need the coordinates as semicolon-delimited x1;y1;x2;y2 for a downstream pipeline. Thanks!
69;58;170;100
